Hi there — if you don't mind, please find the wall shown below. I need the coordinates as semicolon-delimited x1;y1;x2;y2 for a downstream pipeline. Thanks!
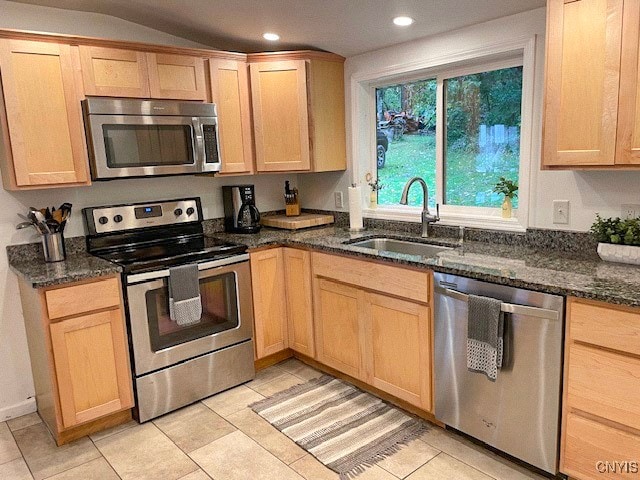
0;1;296;419
299;7;640;232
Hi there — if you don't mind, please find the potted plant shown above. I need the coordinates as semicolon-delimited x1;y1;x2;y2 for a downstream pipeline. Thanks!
591;214;640;265
493;177;518;218
365;173;384;209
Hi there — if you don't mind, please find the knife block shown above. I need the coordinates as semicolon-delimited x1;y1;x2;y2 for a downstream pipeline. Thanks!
286;202;301;217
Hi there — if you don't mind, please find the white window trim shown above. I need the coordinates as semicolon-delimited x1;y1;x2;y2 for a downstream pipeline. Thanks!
350;35;536;232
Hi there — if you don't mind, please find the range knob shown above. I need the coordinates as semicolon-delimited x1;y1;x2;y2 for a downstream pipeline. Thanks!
186;207;195;216
98;216;109;225
113;215;123;223
174;208;183;216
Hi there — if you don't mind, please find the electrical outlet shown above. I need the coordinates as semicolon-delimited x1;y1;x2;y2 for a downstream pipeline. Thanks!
621;204;640;219
334;191;344;209
553;200;570;224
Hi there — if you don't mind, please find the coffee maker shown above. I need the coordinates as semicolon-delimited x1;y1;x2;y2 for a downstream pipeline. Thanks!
222;185;261;233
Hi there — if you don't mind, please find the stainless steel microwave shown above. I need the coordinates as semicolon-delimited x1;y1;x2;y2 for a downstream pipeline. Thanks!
82;97;221;180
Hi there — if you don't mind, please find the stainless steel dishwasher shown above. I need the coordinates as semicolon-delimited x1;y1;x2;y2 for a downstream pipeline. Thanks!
433;272;564;474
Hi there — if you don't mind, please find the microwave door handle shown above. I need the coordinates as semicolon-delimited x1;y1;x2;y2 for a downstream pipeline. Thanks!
192;117;205;168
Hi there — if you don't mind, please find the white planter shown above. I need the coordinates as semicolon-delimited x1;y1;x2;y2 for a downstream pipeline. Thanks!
597;242;640;266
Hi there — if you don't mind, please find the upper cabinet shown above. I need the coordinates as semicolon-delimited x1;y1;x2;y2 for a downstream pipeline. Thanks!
209;58;254;174
147;53;207;100
79;47;206;100
543;0;640;168
249;53;347;173
79;46;150;97
0;39;90;189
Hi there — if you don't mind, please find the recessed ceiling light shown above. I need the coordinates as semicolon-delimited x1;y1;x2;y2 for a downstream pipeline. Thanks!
263;32;280;41
393;16;414;27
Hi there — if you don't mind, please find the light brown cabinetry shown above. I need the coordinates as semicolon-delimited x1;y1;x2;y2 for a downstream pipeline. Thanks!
0;39;90;189
18;275;133;445
311;252;432;410
561;297;640;479
147;53;207;100
209;58;254;174
79;47;206;100
363;293;431;411
543;0;640;168
283;248;315;357
314;278;365;379
249;53;346;173
250;249;289;359
251;247;315;359
79;46;150;97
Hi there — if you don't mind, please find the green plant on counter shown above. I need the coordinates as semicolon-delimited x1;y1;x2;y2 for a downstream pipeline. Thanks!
591;214;640;246
492;177;518;199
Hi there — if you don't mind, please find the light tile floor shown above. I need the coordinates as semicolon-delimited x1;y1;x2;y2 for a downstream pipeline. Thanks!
0;359;546;480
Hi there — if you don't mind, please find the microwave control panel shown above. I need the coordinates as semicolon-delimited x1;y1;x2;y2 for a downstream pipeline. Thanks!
203;124;220;164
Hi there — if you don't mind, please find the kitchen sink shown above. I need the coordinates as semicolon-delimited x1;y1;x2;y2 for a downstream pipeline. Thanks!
348;238;453;257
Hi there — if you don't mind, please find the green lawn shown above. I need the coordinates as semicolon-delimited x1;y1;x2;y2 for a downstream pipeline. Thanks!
376;134;519;208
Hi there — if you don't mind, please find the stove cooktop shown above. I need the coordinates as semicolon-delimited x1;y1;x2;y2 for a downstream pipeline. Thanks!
92;236;248;274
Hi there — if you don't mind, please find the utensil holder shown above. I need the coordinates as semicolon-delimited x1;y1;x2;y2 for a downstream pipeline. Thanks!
42;232;66;263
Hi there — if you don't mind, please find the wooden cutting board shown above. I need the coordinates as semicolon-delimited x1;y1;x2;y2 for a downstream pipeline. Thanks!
261;213;334;230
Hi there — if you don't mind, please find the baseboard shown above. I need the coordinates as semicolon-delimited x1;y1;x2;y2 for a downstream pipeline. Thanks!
0;397;37;422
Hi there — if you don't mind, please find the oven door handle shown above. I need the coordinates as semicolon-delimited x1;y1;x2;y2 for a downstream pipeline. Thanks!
126;254;249;284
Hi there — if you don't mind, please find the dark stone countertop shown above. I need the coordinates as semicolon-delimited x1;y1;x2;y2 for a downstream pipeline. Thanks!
7;237;122;288
8;225;640;308
209;226;640;308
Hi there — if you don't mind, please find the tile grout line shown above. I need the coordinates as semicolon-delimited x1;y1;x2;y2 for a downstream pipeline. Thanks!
88;433;124;480
417;438;501;480
8;425;36;480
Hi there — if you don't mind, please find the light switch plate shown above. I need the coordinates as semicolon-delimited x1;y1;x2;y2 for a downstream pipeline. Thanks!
553;200;569;224
334;191;344;209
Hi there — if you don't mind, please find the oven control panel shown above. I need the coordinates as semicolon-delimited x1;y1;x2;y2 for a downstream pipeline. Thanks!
84;198;201;235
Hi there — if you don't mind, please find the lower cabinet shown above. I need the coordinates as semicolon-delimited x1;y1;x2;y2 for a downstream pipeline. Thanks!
561;297;640;479
18;275;133;445
363;292;431;411
50;309;133;428
311;252;433;411
314;278;365;380
250;247;315;359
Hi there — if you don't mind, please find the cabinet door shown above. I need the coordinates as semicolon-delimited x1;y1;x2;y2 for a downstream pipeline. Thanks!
313;278;364;379
251;249;288;359
363;292;431;410
283;248;314;357
209;58;254;174
147;53;207;100
0;39;89;188
79;46;150;97
250;60;311;172
616;0;640;165
543;0;623;167
49;309;133;428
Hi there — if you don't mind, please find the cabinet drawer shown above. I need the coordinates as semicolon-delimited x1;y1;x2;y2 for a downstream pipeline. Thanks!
569;299;640;355
567;343;640;431
312;252;430;304
563;413;640;480
45;277;121;320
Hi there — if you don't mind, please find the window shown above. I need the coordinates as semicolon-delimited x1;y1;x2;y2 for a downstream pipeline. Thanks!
373;61;524;214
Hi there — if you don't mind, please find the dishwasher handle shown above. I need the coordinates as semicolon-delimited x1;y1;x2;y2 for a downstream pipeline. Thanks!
435;286;560;321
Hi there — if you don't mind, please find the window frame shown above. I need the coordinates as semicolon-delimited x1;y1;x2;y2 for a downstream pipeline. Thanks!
351;36;536;231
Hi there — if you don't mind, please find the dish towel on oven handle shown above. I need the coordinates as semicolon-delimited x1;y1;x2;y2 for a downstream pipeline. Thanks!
168;263;202;326
467;294;504;381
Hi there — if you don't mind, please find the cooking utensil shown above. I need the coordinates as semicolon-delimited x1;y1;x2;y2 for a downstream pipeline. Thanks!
59;203;72;231
30;208;51;234
17;213;31;223
16;222;35;230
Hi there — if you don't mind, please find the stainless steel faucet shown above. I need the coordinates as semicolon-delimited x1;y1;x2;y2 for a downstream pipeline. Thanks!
399;177;440;237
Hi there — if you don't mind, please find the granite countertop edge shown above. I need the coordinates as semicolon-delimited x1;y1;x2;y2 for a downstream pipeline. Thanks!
8;227;640;308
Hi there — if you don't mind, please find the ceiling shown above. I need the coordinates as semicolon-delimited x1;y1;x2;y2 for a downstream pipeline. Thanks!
9;0;546;57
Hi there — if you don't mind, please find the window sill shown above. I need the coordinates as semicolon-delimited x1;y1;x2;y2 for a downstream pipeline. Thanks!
362;206;526;233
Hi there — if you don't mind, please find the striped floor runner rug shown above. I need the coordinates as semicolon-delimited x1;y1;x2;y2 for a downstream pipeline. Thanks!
250;375;428;479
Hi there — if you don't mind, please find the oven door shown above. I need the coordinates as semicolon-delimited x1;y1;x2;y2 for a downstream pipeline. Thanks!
87;114;218;179
126;258;253;376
